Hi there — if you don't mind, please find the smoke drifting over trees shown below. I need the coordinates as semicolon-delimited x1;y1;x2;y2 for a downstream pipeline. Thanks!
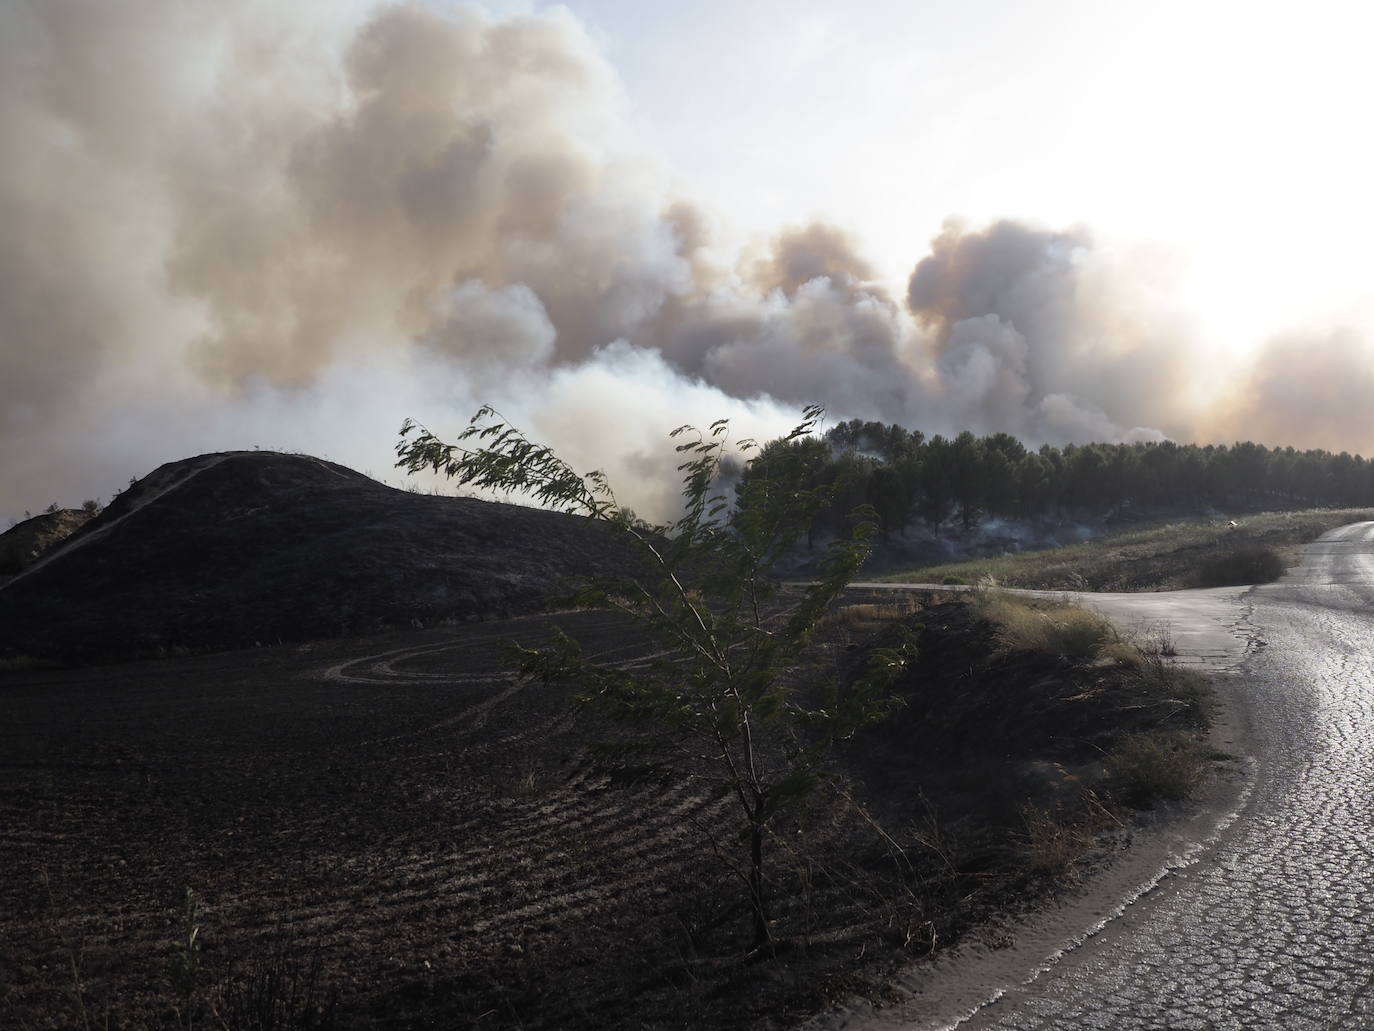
747;419;1374;549
3;0;1372;520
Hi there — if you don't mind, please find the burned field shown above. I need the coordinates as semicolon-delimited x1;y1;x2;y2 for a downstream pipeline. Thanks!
3;610;742;1028
0;450;1221;1028
1;592;1216;1029
2;608;857;1028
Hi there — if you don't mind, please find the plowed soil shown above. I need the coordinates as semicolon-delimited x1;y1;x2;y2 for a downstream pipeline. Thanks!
1;594;1207;1030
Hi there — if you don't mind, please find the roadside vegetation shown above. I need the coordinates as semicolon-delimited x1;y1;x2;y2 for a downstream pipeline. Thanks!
879;507;1374;591
971;588;1215;802
994;587;1210;794
823;585;1221;995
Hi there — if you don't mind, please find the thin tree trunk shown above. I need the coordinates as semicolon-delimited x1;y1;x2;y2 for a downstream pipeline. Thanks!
750;818;769;949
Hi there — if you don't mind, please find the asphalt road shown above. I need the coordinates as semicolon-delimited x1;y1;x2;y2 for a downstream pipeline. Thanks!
830;521;1374;1030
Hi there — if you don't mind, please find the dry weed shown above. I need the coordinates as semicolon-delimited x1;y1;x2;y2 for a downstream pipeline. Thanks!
975;592;1115;659
1110;730;1204;804
823;597;922;634
1096;639;1144;668
1021;808;1096;876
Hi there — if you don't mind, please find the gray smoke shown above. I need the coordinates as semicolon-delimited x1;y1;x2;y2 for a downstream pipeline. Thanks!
0;1;1364;523
907;219;1189;443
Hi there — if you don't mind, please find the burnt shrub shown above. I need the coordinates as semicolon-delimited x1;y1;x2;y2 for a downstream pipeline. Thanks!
1193;544;1286;587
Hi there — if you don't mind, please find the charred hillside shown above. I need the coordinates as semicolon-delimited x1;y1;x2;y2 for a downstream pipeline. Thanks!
0;451;631;663
0;508;96;577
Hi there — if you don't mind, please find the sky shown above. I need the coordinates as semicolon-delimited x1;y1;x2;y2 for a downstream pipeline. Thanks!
4;0;1374;522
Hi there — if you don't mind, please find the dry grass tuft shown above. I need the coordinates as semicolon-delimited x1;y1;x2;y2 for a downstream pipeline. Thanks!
1110;730;1205;804
973;592;1116;660
824;596;923;634
1021;808;1097;876
1096;639;1144;668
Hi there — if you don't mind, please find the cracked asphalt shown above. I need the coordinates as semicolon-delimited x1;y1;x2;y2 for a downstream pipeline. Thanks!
833;521;1374;1030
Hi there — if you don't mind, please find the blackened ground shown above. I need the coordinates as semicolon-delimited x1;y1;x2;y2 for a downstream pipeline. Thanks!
0;452;636;663
0;508;94;578
0;596;1213;1030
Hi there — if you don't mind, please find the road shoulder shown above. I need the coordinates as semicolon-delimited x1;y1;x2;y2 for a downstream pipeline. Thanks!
800;593;1260;1031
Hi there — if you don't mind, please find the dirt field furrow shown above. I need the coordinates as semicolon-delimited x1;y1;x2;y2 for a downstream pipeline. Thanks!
355;784;718;907
2;603;984;1028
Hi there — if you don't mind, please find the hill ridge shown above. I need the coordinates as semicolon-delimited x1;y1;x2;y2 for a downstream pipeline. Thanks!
2;453;241;591
0;450;631;662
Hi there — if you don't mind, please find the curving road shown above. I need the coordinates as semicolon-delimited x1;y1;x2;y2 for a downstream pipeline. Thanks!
828;521;1374;1030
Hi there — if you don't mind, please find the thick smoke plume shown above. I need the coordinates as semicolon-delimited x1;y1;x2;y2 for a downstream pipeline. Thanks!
1;1;1368;522
907;220;1192;444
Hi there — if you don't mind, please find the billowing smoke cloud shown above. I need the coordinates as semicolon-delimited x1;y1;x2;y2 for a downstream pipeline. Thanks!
748;223;881;300
0;0;779;519
907;220;1190;443
1205;329;1374;454
1;0;1367;524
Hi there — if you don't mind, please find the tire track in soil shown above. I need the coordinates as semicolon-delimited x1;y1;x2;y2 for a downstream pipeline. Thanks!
0;609;755;1026
283;613;732;1007
317;613;676;760
317;623;732;1008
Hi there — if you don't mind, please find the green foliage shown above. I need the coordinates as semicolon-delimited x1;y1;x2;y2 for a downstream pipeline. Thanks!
396;405;912;949
866;465;906;542
809;418;1374;542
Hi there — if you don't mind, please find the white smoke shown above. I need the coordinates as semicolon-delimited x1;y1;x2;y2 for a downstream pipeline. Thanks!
2;1;1369;526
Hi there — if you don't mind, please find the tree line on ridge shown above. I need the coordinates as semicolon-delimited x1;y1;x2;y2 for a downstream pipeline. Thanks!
739;419;1374;542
